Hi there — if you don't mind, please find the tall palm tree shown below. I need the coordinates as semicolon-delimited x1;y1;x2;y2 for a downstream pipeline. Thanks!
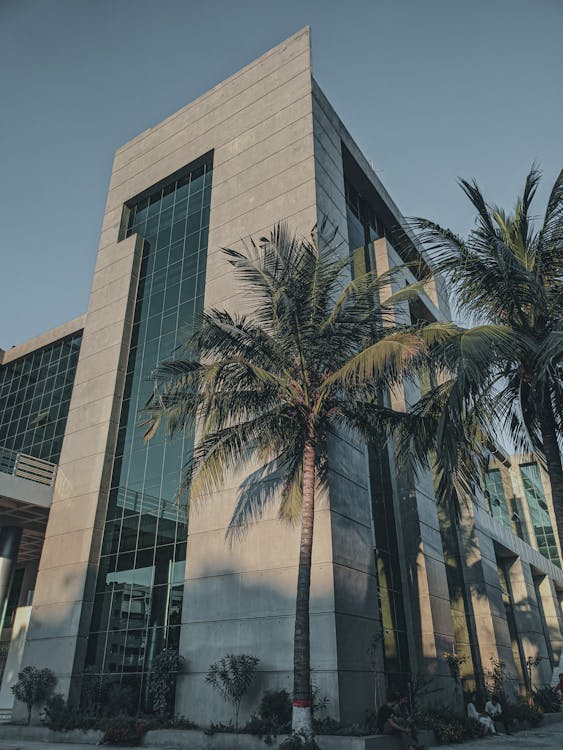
143;224;448;739
410;168;563;552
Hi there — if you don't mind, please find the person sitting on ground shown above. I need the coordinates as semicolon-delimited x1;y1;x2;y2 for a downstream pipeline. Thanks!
485;693;511;734
467;692;496;735
376;692;421;749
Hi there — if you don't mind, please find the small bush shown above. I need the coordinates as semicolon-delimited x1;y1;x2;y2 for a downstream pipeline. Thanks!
533;686;562;713
203;720;235;736
11;666;57;725
206;654;260;730
416;709;479;744
100;716;152;746
147;648;185;718
503;699;543;726
44;694;97;732
258;689;292;730
279;732;320;749
80;666;104;716
101;682;137;717
163;715;198;729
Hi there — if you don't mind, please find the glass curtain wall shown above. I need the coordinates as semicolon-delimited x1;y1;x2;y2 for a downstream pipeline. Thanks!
369;446;411;692
0;333;82;463
519;463;559;566
85;154;213;710
484;469;512;529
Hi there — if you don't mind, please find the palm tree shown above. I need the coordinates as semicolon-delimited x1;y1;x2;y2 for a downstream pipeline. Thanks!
143;224;448;739
409;168;563;552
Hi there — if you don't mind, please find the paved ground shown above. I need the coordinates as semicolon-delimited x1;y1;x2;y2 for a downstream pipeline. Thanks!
438;722;563;749
0;725;562;749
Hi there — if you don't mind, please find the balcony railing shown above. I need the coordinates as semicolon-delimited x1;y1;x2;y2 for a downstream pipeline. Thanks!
0;446;57;487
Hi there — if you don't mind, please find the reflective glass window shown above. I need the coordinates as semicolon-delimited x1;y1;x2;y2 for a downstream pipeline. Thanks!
520;463;560;566
85;153;213;710
0;331;82;463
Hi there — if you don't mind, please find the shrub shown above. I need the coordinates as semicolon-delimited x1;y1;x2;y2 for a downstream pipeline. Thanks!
43;694;98;732
101;682;137;717
257;689;292;730
415;709;479;744
100;716;152;746
11;666;57;725
503;699;543;726
203;720;235;735
206;654;259;730
147;648;185;718
246;689;293;740
533;686;562;713
80;666;104;716
485;657;507;698
164;715;198;729
279;732;320;749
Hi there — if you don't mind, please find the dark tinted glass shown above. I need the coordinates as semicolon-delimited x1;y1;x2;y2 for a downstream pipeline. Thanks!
84;154;213;711
0;331;82;463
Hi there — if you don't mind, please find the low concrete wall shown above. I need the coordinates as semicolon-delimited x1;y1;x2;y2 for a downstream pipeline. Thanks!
0;725;102;744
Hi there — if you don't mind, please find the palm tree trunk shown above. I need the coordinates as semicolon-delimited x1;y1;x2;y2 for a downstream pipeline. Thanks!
541;397;563;565
292;437;315;738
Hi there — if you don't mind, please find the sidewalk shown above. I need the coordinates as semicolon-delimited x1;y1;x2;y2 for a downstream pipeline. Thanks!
1;723;563;750
438;721;563;750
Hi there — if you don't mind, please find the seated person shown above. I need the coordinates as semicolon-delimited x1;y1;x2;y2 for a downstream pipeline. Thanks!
467;692;496;735
485;694;511;734
394;694;421;745
376;693;421;749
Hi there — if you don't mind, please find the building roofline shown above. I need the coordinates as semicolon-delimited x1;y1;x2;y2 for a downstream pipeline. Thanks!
115;27;311;158
0;314;86;365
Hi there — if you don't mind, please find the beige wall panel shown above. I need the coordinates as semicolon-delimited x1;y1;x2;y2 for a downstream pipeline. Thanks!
28;601;85;641
186;506;333;573
213;96;311;173
31;562;89;608
107;65;313;209
90;256;139;295
70;343;127;384
63;398;116;437
44;493;101;537
18;233;143;708
39;528;97;570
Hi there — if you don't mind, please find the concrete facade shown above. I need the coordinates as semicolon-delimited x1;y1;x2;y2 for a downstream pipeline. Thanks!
1;29;563;727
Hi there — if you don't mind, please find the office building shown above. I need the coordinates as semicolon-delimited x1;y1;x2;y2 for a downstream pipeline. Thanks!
1;29;562;724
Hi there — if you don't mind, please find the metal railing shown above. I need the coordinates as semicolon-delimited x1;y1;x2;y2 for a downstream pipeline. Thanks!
0;446;57;486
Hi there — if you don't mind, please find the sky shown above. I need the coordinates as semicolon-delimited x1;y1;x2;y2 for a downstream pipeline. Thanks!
1;0;562;348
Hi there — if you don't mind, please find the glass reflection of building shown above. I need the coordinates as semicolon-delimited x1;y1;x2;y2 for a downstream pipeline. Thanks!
484;469;512;529
519;462;559;566
85;154;213;708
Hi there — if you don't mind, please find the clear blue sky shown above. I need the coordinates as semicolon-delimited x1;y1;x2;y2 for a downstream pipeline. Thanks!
1;0;561;347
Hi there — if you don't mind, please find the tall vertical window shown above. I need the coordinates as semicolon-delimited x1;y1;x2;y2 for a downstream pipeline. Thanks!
369;446;411;693
520;463;559;567
484;469;511;529
344;155;410;692
344;177;380;262
85;154;213;710
0;333;82;463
